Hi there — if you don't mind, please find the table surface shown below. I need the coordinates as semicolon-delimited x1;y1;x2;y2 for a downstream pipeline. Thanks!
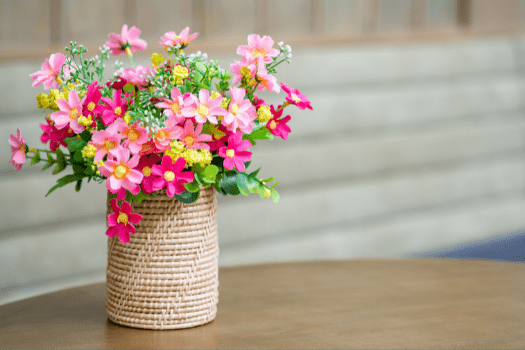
2;259;525;349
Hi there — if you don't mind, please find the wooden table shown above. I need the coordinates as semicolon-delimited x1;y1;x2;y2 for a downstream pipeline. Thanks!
1;259;525;349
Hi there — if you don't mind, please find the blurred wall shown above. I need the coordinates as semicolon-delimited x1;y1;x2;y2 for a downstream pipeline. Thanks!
1;0;525;305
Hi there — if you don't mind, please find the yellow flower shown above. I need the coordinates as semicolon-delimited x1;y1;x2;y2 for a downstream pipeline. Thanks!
47;89;67;110
123;113;132;125
220;97;230;110
81;144;97;159
77;114;93;127
172;65;189;85
36;93;50;109
151;53;165;67
164;140;186;163
211;91;222;100
182;148;213;167
257;105;272;123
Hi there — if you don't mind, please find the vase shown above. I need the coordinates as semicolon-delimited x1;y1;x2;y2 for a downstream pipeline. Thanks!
105;186;219;330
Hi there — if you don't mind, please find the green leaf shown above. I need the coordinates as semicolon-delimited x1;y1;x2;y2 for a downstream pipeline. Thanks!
221;170;240;195
214;173;227;195
42;156;55;171
245;176;261;193
174;189;200;204
261;177;275;183
130;190;149;204
45;174;80;197
30;150;41;165
195;62;206;73
73;150;84;163
64;137;87;153
53;149;67;174
235;173;250;196
194;71;204;82
197;83;209;90
249;167;262;179
202;164;219;183
184;181;200;193
75;179;82;192
243;128;274;142
270;188;280;203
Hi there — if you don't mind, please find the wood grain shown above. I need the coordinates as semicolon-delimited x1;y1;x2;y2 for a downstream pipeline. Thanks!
1;259;525;348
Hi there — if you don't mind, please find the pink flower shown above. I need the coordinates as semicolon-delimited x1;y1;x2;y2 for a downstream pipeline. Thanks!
218;131;253;172
40;118;74;151
82;82;104;119
208;125;231;152
153;126;182;152
136;153;162;194
89;129;124;161
112;119;149;155
8;129;27;171
230;57;256;85
179;120;212;150
181;90;226;124
159;27;199;49
254;65;280;94
100;90;128;126
106;199;143;244
222;87;257;134
99;146;143;194
152;156;194;197
30;53;67;89
49;90;85;134
253;94;267;110
156;87;185;124
119;66;152;89
106;24;147;56
280;82;313;110
267;106;291;140
237;34;280;66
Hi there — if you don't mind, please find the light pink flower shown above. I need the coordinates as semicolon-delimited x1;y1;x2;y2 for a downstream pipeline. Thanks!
106;199;142;244
153;126;182;152
49;90;85;134
222;87;257;134
159;27;199;49
106;24;147;56
99;146;143;194
156;87;185;125
8;129;27;171
237;34;280;65
30;53;67;89
152;156;194;197
88;129;124;162
179;120;212;150
255;65;280;94
119;65;152;89
181;90;226;124
218;131;253;172
112;119;149;155
230;57;256;85
280;82;313;110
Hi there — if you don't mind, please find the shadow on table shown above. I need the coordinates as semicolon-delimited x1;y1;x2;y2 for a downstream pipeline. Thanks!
406;230;525;262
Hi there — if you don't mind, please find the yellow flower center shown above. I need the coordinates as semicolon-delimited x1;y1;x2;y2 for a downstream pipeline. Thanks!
69;108;79;120
197;104;209;117
117;212;129;225
230;103;239;116
156;130;168;139
87;101;96;111
164;171;175;182
104;141;116;151
171;102;180;114
253;48;267;57
114;164;128;179
114;107;122;116
226;149;235;158
127;129;139;142
269;120;277;129
213;133;222;140
183;135;195;146
142;166;152;177
291;93;301;103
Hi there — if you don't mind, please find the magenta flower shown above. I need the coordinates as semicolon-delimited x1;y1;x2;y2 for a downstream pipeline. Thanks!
30;53;67;89
89;129;124;161
106;24;147;56
255;65;280;94
82;82;104;119
99;146;143;195
106;199;143;244
222;87;257;134
280;82;313;110
8;129;27;171
237;34;280;65
49;90;85;134
159;27;199;49
253;94;267;110
181;90;226;124
179;120;212;150
153;125;182;152
136;153;162;194
156;87;185;125
208;125;230;152
112;119;149;155
100;90;128;126
267;106;291;140
152;156;194;197
40;118;74;151
218;131;253;172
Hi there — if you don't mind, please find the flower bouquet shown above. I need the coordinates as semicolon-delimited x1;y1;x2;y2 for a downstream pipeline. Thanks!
8;25;312;329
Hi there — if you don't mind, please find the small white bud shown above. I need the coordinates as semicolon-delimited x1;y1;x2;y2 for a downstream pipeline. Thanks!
278;41;284;47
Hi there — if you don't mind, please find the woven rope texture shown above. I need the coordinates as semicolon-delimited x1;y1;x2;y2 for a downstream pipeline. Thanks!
106;186;219;330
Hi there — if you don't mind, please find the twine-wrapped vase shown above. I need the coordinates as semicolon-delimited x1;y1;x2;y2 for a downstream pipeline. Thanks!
106;186;219;330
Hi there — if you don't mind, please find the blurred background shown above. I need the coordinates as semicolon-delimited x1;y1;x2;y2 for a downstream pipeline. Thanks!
2;0;525;305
